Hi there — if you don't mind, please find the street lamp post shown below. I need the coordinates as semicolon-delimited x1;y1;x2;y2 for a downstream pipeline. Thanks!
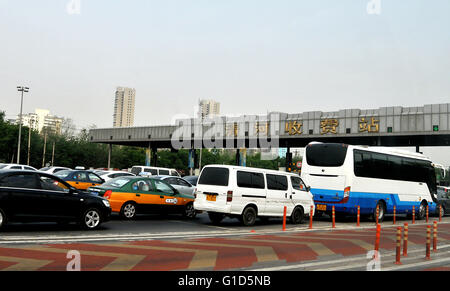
16;86;29;164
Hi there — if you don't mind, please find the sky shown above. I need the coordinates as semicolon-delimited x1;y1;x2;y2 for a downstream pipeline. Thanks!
0;0;449;164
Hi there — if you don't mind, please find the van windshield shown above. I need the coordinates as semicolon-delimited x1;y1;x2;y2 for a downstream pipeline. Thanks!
306;143;348;167
198;167;229;186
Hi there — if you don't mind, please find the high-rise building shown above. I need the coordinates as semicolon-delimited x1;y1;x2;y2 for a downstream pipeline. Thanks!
113;87;136;127
198;99;220;119
18;109;63;135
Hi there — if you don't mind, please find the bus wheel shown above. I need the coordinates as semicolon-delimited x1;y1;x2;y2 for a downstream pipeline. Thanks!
372;201;385;223
417;201;427;220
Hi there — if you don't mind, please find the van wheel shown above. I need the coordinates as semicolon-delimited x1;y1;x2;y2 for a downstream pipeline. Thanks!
121;202;137;219
291;206;304;224
208;212;225;225
241;206;257;226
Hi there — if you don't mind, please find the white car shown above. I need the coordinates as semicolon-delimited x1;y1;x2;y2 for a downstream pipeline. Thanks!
99;171;136;182
39;166;71;174
194;165;315;226
0;163;37;171
154;176;195;196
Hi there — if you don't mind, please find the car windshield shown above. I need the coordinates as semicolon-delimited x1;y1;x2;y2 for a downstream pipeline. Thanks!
54;170;72;178
103;177;133;188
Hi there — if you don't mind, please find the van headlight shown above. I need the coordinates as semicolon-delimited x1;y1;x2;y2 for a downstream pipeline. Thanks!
102;199;111;208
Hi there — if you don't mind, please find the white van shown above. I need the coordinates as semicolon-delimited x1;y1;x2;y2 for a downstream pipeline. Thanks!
130;166;180;177
193;165;315;226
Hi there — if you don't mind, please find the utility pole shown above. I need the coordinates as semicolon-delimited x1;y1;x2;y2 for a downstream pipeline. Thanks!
42;131;47;168
27;119;34;166
51;141;55;166
16;86;29;164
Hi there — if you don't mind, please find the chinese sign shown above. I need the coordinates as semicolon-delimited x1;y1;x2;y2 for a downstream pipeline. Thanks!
320;119;339;135
226;123;239;137
285;121;303;136
359;117;380;133
255;122;269;136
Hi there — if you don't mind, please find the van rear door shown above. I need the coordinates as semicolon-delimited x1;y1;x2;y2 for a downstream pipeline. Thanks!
197;167;230;205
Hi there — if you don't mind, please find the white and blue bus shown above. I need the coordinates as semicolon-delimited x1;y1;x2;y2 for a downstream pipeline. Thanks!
301;142;438;222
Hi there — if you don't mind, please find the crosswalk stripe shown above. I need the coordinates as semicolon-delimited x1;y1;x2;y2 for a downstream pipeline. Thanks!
15;246;145;271
235;238;335;257
99;243;218;270
0;256;52;271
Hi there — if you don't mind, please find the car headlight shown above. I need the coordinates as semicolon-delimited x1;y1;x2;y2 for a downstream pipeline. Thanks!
102;199;110;208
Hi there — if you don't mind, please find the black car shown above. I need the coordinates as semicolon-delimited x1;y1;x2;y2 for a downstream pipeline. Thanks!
0;170;111;230
436;186;450;216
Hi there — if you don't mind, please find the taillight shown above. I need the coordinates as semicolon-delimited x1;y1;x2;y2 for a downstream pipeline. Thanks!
227;191;233;202
104;190;112;199
344;187;351;198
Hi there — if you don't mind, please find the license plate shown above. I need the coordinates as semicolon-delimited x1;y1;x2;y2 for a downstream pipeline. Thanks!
206;194;217;202
316;204;327;211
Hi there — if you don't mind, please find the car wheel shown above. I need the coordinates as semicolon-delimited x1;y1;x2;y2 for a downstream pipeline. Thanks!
183;203;197;219
208;212;225;225
291;206;305;224
81;208;102;230
241;206;257;226
121;202;137;219
0;209;6;230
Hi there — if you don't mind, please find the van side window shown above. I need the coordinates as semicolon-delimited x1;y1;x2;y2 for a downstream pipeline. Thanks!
266;174;288;191
237;171;265;189
131;167;142;175
159;170;170;176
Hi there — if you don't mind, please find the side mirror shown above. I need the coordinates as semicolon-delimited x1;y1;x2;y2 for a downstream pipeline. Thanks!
306;186;311;192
